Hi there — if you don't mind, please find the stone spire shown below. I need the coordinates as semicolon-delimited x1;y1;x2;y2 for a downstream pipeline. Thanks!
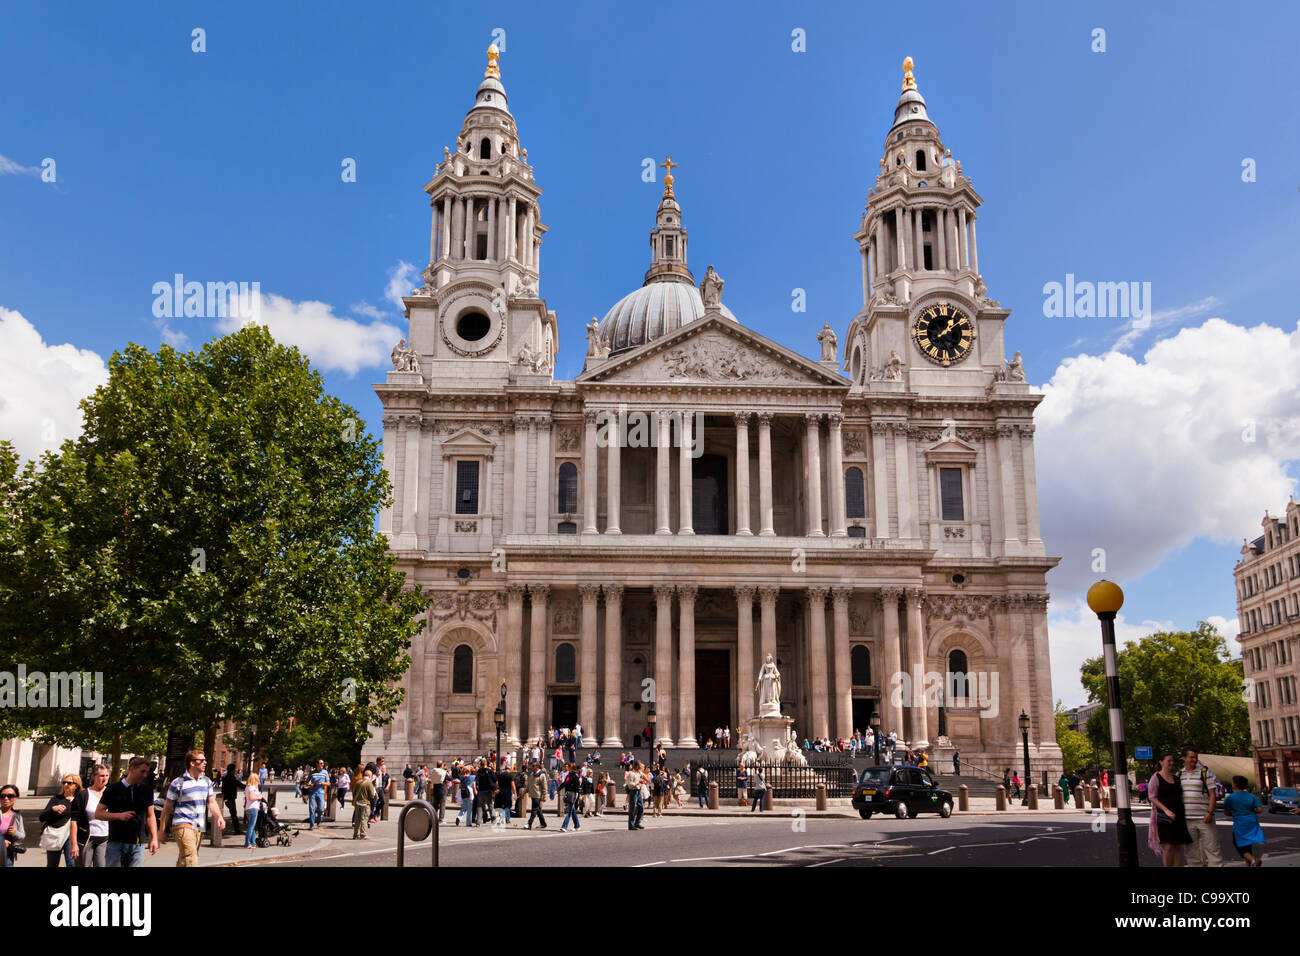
644;155;691;285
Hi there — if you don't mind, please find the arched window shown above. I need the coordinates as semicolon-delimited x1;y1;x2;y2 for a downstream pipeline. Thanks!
947;649;969;700
916;150;927;171
452;644;474;694
851;645;871;686
845;467;866;519
555;643;576;684
479;137;491;159
557;462;578;514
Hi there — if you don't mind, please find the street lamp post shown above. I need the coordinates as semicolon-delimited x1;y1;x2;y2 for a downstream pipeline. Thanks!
870;712;882;767
494;682;507;772
646;706;657;771
1087;580;1138;868
1018;711;1031;806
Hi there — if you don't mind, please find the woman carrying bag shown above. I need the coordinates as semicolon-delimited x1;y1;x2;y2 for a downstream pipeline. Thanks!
40;774;83;867
76;765;111;867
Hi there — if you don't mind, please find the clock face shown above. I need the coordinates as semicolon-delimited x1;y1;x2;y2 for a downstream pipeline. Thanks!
912;303;974;366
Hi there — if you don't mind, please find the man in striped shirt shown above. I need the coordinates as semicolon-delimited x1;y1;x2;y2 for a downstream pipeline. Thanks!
160;750;225;867
1180;744;1223;867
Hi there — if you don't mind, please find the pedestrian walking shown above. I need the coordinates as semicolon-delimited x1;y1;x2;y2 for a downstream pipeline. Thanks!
1148;753;1192;867
526;762;548;829
1058;772;1071;803
76;765;110;867
560;764;582;831
306;760;329;829
625;761;646;830
221;763;243;832
160;750;224;867
1;785;25;867
96;757;159;867
497;763;516;825
1179;745;1223;867
696;765;709;809
243;773;263;848
38;774;82;867
737;766;749;807
351;768;376;839
1010;771;1022;799
1222;776;1267;866
750;768;767;812
953;750;961;776
335;765;351;810
455;765;477;827
430;761;447;820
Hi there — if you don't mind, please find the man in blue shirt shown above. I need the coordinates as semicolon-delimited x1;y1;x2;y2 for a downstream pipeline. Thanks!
307;759;330;830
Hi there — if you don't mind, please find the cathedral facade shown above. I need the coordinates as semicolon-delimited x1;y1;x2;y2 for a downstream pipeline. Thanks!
363;49;1061;773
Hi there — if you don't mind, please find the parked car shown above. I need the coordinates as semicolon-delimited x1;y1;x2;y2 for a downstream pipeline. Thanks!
852;765;953;819
1268;786;1299;814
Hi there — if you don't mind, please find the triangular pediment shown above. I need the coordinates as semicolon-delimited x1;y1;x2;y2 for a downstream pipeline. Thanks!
578;314;847;388
922;432;979;462
441;428;496;455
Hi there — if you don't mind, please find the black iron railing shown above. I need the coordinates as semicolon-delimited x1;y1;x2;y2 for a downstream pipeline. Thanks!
694;759;856;798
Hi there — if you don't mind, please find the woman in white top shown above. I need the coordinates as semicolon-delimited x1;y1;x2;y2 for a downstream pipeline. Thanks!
243;775;263;848
77;764;111;867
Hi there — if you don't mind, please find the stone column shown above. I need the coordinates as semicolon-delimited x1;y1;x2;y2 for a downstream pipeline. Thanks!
512;416;530;534
1020;424;1043;550
582;410;599;534
949;209;961;271
913;208;923;271
893;423;913;539
832;587;853;740
804;413;824;536
827;413;846;537
870;422;891;537
936;207;947;272
655;411;671;535
578;583;600;749
653;585;675;746
894;208;906;272
505;197;515;262
527;584;550;740
486;198;497;262
678;410;694;534
878;587;905;738
462;197;472;260
735;586;756;724
399;415;422;539
441;196;453;260
602;584;624;747
524;206;534;269
997;424;1021;553
734;412;752;535
808;586;830;739
757;412;775;535
968;214;979;273
958;208;969;270
416;420;435;549
535;420;551;534
759;586;779;665
1028;595;1054;744
676;585;698;746
605;414;621;534
905;587;929;745
505;584;526;743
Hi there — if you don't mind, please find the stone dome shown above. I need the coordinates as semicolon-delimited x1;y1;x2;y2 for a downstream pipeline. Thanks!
599;277;736;355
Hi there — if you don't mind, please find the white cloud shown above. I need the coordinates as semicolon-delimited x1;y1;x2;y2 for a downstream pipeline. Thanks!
216;293;401;376
0;154;40;176
1048;600;1174;707
1112;295;1222;352
384;261;420;310
1038;316;1300;606
0;307;108;460
350;300;387;320
153;317;191;350
1205;614;1242;648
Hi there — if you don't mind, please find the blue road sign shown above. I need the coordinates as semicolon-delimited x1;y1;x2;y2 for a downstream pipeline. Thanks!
1134;746;1153;760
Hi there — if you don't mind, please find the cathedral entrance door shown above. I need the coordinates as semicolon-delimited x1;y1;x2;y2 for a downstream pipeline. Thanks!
692;454;728;534
694;648;732;744
852;697;876;737
551;695;578;731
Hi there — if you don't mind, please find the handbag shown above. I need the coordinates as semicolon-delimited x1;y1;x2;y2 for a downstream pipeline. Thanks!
40;819;71;851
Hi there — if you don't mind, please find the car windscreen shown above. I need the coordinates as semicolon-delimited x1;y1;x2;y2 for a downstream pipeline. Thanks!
1273;788;1299;799
857;768;891;786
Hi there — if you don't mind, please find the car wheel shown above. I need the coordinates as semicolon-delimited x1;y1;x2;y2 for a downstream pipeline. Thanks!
939;801;952;818
895;801;909;819
858;808;873;820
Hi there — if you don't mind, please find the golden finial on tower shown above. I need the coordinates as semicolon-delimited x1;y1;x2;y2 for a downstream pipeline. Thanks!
485;43;501;79
660;155;678;198
901;55;916;91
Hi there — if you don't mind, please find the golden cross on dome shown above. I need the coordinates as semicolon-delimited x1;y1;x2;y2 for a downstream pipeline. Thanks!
485;44;501;80
660;155;678;198
901;56;916;91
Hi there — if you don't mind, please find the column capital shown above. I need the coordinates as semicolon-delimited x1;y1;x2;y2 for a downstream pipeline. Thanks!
733;411;753;427
869;420;892;434
527;583;550;603
653;584;676;603
804;412;824;426
758;585;780;605
996;423;1017;439
827;413;844;428
536;418;552;433
677;584;698;603
583;408;600;425
1018;423;1035;438
505;583;528;602
878;586;905;605
807;585;830;603
905;586;926;606
602;582;624;601
831;586;853;607
734;584;756;603
578;582;601;603
756;411;775;426
513;414;531;430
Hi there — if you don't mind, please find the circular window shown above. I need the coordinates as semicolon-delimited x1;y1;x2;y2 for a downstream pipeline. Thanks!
456;310;491;342
951;573;965;585
457;567;472;580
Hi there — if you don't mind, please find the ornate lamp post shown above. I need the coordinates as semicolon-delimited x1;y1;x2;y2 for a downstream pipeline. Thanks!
870;711;882;767
494;681;507;771
646;706;657;771
1018;711;1031;806
1087;580;1138;868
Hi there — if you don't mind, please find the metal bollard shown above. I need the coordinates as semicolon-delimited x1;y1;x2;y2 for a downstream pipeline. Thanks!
1074;786;1085;809
381;794;390;820
996;785;1007;811
209;817;223;847
267;788;277;808
519;792;530;818
405;780;414;801
709;781;719;810
1053;785;1064;810
1090;786;1101;810
762;789;772;811
1028;784;1038;810
396;799;438;868
815;783;827;811
958;784;969;811
1108;785;1117;808
326;794;337;822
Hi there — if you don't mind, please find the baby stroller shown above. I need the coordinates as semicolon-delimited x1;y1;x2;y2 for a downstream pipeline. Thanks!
256;805;299;848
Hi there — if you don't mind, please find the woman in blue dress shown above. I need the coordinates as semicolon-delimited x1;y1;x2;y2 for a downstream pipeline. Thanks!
1222;775;1267;867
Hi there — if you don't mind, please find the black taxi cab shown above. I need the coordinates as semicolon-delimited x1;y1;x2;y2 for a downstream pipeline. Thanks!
852;765;954;819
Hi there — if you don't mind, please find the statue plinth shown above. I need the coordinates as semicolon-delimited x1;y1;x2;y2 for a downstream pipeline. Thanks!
750;713;795;756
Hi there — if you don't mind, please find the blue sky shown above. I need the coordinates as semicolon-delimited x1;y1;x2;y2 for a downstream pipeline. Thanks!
3;1;1299;704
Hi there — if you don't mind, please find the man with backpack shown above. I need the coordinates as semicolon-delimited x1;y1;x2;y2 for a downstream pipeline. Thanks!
1180;745;1223;867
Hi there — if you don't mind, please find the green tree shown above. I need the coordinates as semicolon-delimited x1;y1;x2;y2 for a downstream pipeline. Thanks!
1079;621;1249;761
0;327;428;772
1055;702;1093;773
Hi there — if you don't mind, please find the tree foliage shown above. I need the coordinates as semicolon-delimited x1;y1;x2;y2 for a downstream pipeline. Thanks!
1079;621;1249;760
0;327;428;766
1055;702;1094;774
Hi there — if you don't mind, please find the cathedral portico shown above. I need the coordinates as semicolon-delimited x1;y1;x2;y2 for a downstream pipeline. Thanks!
363;50;1062;777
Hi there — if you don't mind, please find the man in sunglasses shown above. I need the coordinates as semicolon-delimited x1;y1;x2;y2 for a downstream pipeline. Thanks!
160;749;225;866
96;756;159;867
